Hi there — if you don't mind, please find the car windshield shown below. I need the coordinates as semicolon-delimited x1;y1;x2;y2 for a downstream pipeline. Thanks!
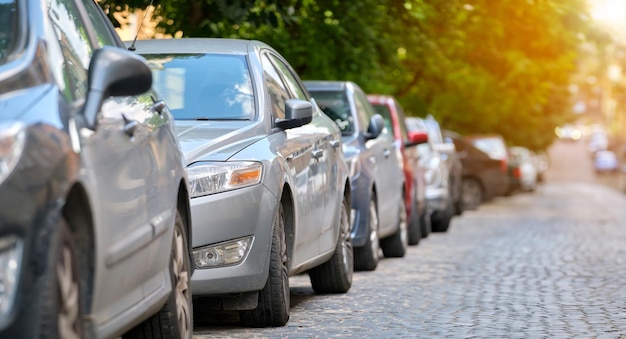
144;53;255;120
309;90;354;134
0;0;18;66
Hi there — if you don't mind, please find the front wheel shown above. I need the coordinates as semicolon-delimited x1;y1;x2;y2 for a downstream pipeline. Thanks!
354;196;380;271
407;195;421;246
461;178;483;211
240;203;290;327
124;209;193;339
309;195;353;294
380;199;408;258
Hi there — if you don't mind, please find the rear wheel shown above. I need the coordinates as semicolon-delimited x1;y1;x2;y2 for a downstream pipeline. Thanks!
309;195;353;294
407;195;421;246
461;178;483;211
380;198;408;258
353;196;380;271
420;210;431;239
124;209;193;339
240;204;289;327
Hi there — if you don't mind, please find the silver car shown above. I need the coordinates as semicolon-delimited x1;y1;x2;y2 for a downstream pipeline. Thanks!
0;0;193;338
133;38;353;327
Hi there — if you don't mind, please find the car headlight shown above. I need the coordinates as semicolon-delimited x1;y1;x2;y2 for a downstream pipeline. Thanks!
188;161;263;198
0;122;26;186
193;236;253;269
0;236;22;321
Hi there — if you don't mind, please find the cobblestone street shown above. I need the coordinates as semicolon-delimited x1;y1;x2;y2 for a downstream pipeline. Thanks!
192;140;626;338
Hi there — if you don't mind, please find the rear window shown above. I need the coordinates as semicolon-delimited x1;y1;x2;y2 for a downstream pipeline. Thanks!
0;0;18;65
309;90;354;134
471;137;508;160
144;53;255;120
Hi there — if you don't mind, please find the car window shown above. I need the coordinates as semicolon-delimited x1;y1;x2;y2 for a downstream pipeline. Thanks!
308;90;354;134
80;0;119;47
471;137;508;160
145;53;255;120
0;0;18;65
268;54;308;101
48;0;93;100
353;89;375;131
260;53;291;120
394;101;410;141
370;103;394;137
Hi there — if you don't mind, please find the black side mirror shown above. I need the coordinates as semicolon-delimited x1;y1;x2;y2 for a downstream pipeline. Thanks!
83;46;153;129
365;114;385;140
275;99;313;130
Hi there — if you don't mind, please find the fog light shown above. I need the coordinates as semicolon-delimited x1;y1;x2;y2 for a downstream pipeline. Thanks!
193;236;253;269
0;236;22;321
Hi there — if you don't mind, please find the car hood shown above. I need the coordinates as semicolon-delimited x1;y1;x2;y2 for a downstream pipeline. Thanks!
175;120;265;163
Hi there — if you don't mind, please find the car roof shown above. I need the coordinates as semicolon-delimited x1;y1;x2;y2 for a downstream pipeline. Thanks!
128;38;268;55
303;80;349;92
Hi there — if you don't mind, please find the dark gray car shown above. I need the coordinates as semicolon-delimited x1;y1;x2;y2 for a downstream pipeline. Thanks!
305;81;407;272
133;38;353;328
0;0;193;337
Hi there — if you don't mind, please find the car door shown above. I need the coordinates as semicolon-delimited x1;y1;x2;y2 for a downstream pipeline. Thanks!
80;0;177;298
260;52;324;266
49;0;153;323
267;54;340;255
354;88;399;233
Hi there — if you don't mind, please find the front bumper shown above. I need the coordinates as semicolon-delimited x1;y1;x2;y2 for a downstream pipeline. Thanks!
425;186;449;212
190;184;278;295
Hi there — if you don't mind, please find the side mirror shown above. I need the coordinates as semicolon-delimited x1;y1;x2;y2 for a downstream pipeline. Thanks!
365;114;385;140
83;46;153;130
276;99;313;130
406;130;428;146
433;142;456;154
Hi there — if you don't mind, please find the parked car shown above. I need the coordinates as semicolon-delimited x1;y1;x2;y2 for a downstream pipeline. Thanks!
444;131;511;210
555;124;582;141
0;0;194;337
508;146;539;192
405;116;458;232
304;81;407;271
463;134;511;196
134;38;353;327
533;150;550;182
367;94;429;245
593;150;619;173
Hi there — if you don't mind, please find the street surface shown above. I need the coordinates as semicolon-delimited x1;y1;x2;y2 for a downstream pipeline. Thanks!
192;139;626;338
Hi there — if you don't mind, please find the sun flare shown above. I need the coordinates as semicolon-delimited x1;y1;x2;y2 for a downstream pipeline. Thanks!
590;0;626;27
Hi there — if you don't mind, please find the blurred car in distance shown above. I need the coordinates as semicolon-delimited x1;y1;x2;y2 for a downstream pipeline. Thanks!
0;0;194;337
462;134;512;198
593;150;619;174
405;116;458;233
555;124;582;141
588;131;609;154
305;80;407;272
135;38;353;327
508;146;539;192
533;150;550;182
444;131;509;210
368;94;430;245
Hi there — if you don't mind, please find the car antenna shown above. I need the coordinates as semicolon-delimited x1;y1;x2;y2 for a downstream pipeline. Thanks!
127;0;154;51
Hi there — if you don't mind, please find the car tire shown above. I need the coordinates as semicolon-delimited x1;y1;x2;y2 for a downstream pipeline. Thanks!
380;198;408;258
40;217;84;339
407;196;421;246
309;195;353;294
461;177;483;211
124;209;193;339
240;204;290;327
420;210;431;239
353;196;380;271
431;199;453;233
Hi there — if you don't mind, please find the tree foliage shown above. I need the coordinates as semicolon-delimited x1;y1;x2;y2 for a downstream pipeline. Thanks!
101;0;595;150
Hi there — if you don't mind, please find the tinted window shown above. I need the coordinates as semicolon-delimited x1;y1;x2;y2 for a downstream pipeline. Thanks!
0;0;18;65
268;54;307;100
370;103;394;136
146;53;255;120
309;90;354;134
48;0;93;100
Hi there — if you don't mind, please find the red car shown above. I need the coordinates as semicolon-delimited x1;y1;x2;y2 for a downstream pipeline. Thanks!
368;95;430;244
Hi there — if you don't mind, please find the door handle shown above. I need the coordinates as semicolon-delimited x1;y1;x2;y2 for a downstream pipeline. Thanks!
151;100;166;115
330;140;341;149
383;149;391;158
312;149;324;160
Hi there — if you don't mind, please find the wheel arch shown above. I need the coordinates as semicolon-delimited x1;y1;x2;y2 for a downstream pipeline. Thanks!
279;183;295;270
176;179;194;275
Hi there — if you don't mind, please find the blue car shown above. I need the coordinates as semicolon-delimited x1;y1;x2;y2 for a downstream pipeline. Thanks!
305;81;407;271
